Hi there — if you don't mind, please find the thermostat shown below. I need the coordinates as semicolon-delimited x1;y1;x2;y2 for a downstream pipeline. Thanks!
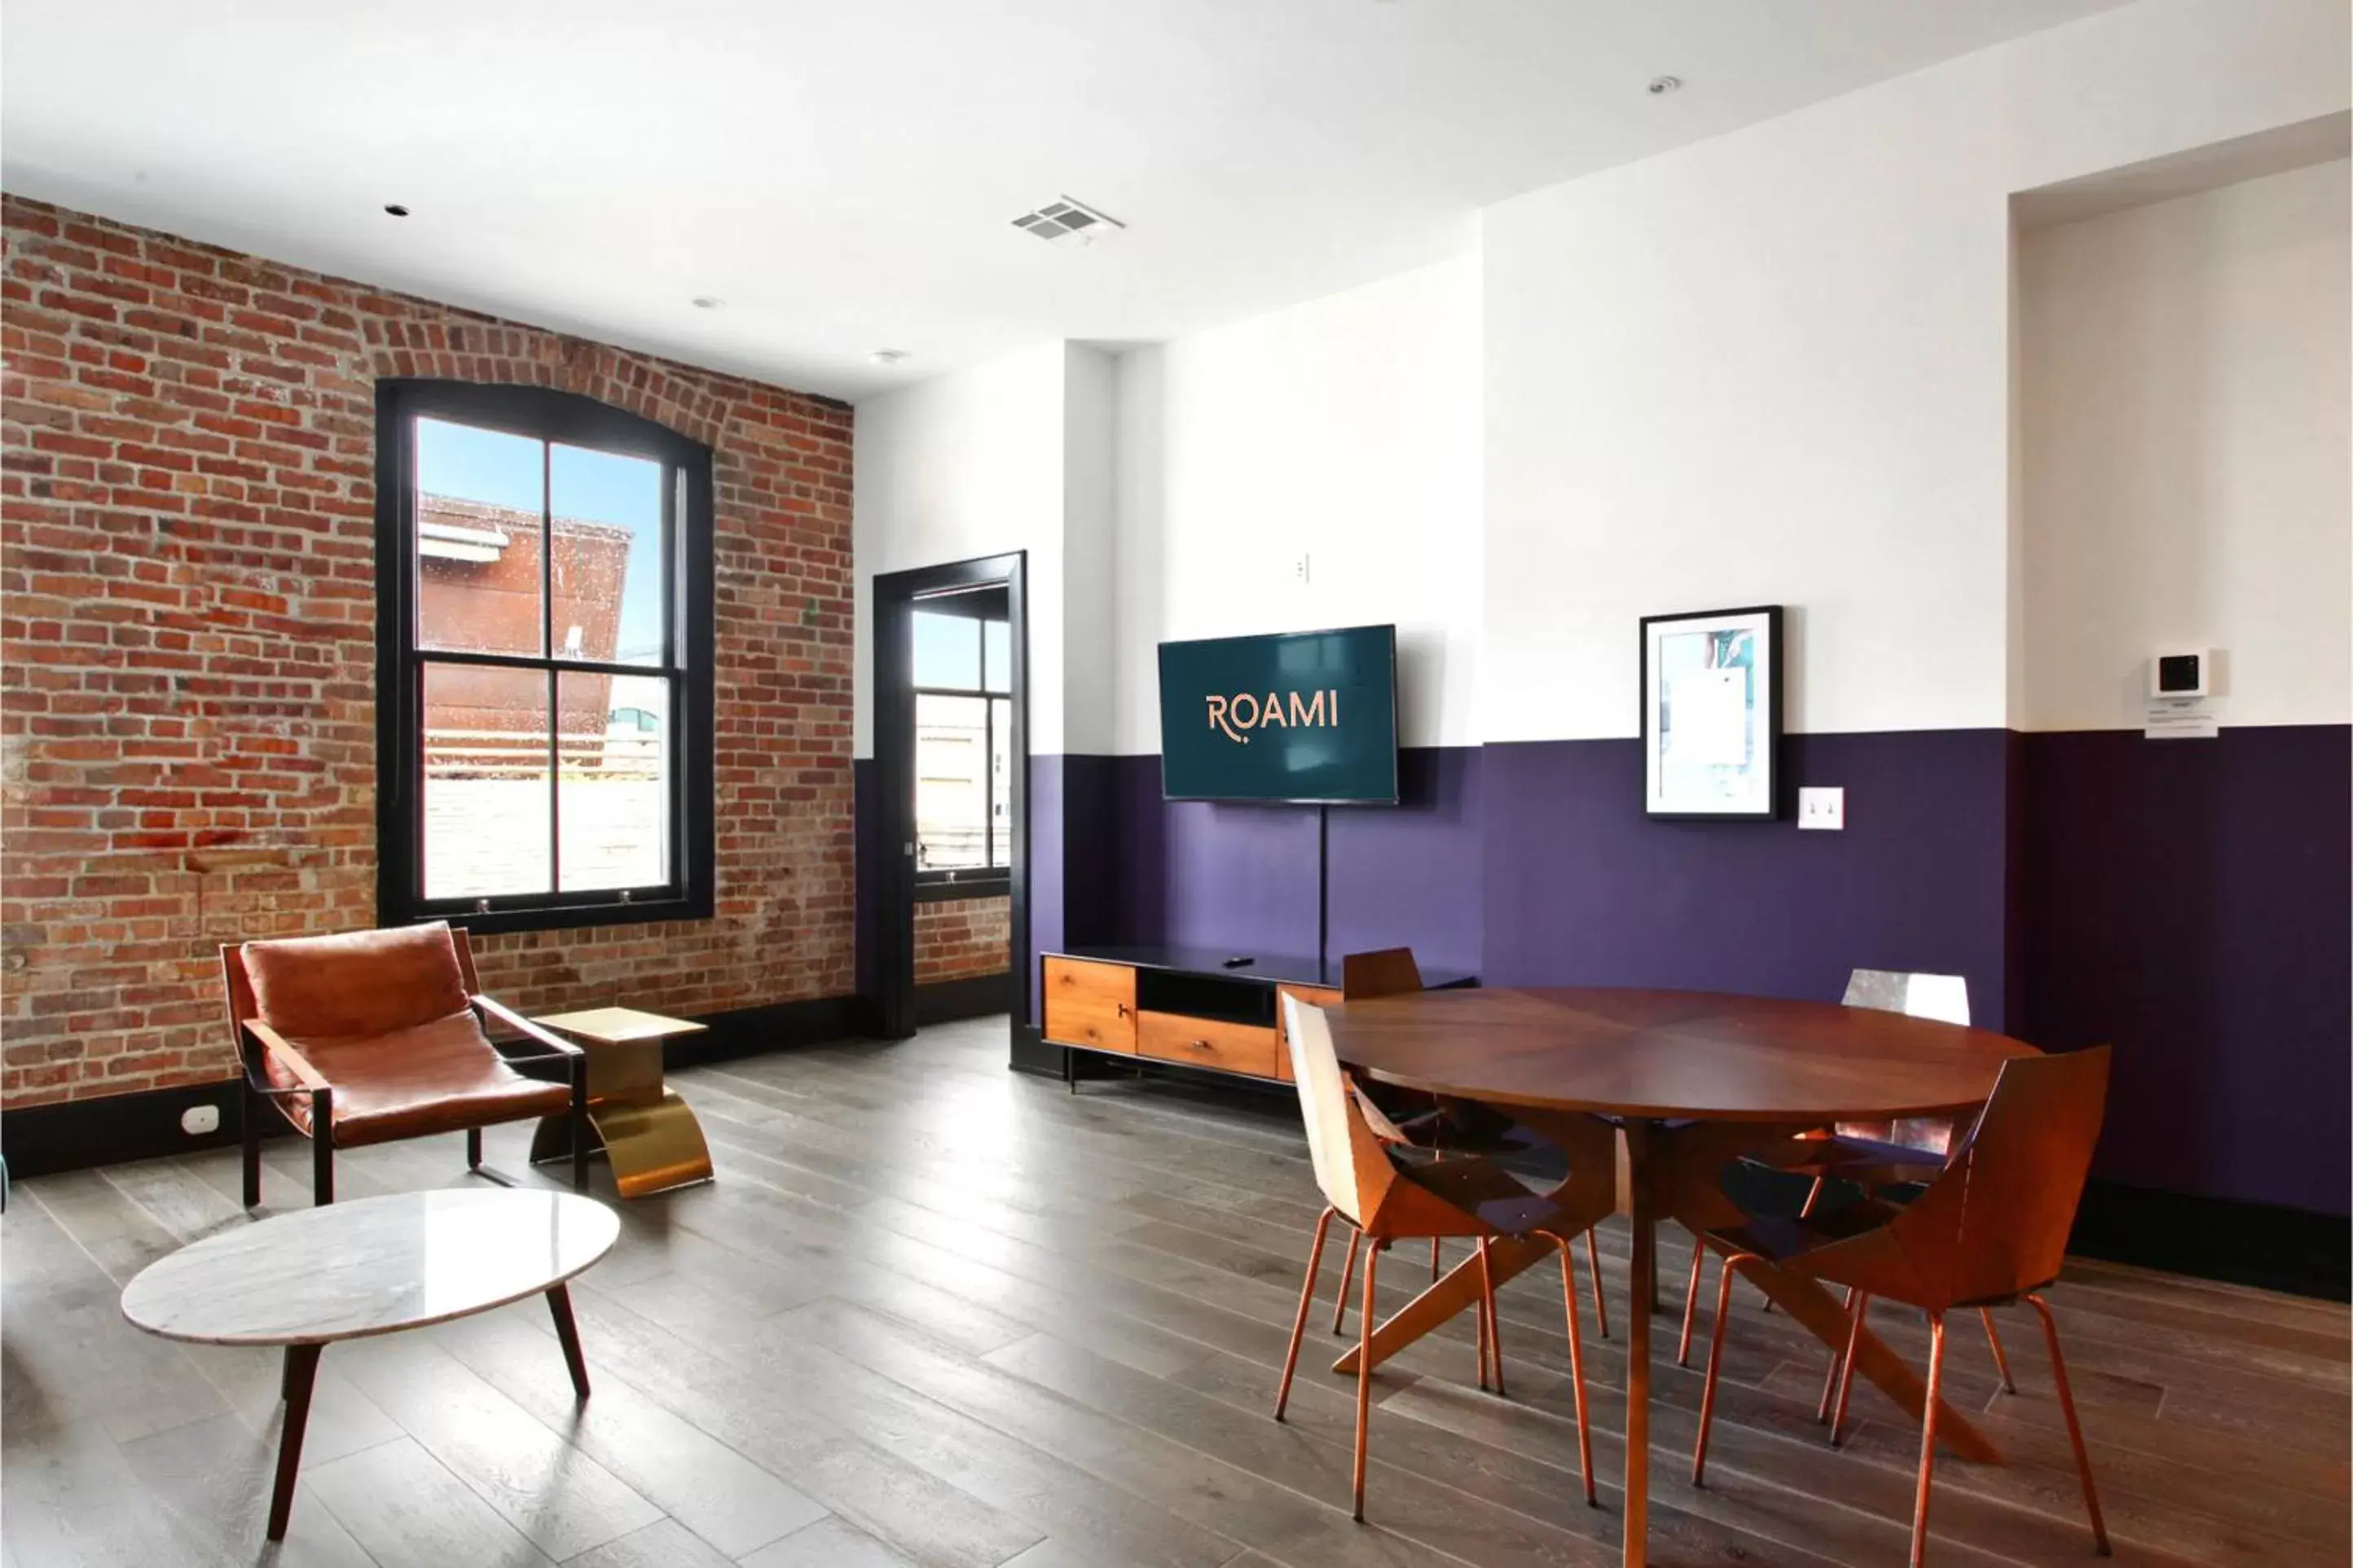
2149;649;2210;699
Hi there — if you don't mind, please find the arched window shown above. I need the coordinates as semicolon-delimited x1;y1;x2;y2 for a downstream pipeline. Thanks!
374;380;714;932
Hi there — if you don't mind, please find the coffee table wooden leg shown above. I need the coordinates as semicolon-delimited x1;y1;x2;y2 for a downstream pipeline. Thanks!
1622;1121;1654;1568
548;1284;591;1399
269;1343;322;1541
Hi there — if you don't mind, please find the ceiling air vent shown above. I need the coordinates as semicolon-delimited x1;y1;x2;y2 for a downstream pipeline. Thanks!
1011;195;1126;248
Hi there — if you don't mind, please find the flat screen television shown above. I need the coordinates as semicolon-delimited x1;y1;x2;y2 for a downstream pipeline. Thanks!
1157;624;1399;803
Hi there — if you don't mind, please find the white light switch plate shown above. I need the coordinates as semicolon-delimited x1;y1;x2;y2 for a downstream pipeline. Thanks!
1797;786;1845;831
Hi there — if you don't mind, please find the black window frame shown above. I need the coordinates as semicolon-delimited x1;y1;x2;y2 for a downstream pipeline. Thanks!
374;380;715;936
911;595;1010;902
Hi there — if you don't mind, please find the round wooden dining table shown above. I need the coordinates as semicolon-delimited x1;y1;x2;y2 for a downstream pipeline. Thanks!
1323;986;2035;1568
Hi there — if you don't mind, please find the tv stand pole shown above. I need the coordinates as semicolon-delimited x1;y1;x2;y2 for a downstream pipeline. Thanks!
1316;803;1330;978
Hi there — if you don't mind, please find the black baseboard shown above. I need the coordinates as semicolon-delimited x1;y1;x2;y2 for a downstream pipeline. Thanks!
668;994;867;1069
2;1078;246;1179
914;973;1010;1027
1009;1022;1062;1078
2068;1179;2349;1301
2;995;873;1182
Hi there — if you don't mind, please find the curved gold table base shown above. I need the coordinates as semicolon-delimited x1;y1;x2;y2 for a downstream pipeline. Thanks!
531;1090;715;1199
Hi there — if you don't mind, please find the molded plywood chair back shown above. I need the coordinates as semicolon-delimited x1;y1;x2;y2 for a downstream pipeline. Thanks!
1844;968;1970;1026
1281;992;1396;1230
1341;947;1423;1000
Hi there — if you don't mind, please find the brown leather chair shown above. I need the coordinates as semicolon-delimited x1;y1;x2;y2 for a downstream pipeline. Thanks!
1690;1047;2113;1566
223;922;588;1206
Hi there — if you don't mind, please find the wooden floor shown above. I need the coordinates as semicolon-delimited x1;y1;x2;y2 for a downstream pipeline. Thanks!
5;1017;2347;1568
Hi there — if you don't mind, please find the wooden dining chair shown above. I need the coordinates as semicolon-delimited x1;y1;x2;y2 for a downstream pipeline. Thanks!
1676;968;2002;1392
1327;947;1610;1341
1275;994;1600;1521
224;922;589;1206
1690;1047;2113;1567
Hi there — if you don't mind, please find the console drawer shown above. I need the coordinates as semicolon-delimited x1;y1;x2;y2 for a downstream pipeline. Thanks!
1042;957;1136;1052
1137;1010;1279;1079
1273;985;1344;1082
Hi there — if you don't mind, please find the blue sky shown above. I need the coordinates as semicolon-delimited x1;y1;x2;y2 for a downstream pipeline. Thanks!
417;418;666;661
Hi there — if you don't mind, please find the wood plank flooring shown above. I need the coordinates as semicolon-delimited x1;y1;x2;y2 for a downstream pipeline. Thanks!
5;1017;2346;1567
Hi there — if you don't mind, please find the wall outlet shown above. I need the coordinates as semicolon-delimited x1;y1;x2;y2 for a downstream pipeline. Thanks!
180;1104;221;1135
1797;786;1845;831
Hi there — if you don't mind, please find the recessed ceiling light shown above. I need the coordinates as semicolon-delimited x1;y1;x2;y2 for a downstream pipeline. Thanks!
1647;75;1682;96
383;204;411;217
691;296;724;310
869;349;909;367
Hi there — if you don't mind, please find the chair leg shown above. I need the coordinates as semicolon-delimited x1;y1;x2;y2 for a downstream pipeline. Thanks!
1800;1174;1826;1217
1817;1284;1859;1422
1331;1228;1361;1334
1473;1263;1491;1393
570;1061;591;1193
1677;1238;1705;1367
1477;1239;1504;1399
1275;1208;1335;1421
1431;1236;1441;1282
1585;1229;1608;1340
1830;1291;1871;1447
1555;1236;1597;1505
1981;1307;2016;1394
1910;1311;1947;1568
310;1088;334;1206
1352;1240;1380;1522
1691;1252;1752;1485
2026;1293;2111;1557
467;1127;483;1172
241;1083;263;1210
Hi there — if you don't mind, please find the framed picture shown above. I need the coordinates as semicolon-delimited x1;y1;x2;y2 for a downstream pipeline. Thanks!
1640;604;1782;819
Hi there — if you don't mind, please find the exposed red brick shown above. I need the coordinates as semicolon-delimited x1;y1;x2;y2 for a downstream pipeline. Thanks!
914;896;1009;985
2;195;855;1109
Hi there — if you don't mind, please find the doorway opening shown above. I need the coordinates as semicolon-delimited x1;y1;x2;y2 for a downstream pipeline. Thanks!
870;554;1028;1043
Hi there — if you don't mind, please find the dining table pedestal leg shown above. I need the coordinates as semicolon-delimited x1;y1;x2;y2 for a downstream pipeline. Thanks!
1621;1120;1656;1567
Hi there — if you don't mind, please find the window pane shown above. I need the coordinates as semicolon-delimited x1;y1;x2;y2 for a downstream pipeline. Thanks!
915;693;987;870
422;662;550;898
551;443;666;666
559;670;670;892
415;417;545;657
983;619;1010;694
990;696;1011;868
912;611;979;689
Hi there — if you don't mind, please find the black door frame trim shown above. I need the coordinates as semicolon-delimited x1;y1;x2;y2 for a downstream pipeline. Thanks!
871;552;1028;1043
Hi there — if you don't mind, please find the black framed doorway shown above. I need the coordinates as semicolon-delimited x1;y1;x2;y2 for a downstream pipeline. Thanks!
869;552;1029;1043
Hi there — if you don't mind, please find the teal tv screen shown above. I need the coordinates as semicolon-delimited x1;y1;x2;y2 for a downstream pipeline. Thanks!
1158;625;1398;803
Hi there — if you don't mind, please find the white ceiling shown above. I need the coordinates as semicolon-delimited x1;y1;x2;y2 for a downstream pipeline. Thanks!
2;0;2129;401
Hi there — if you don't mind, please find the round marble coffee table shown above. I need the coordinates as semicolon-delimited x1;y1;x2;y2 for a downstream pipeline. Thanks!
121;1187;619;1540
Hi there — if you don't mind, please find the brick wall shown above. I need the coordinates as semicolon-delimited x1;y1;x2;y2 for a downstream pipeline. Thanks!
0;195;855;1108
914;896;1009;984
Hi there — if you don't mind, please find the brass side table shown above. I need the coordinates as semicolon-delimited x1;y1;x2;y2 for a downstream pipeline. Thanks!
526;1007;715;1198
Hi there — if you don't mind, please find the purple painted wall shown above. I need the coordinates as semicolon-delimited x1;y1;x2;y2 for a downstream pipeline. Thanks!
2020;726;2351;1215
1479;732;2014;1021
892;725;2348;1216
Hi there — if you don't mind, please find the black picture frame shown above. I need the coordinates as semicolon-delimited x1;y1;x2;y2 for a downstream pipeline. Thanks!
1638;604;1783;821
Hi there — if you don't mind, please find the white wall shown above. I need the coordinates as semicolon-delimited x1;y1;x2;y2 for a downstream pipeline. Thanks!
2017;158;2351;731
853;342;1067;756
1111;254;1482;753
1480;0;2348;741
